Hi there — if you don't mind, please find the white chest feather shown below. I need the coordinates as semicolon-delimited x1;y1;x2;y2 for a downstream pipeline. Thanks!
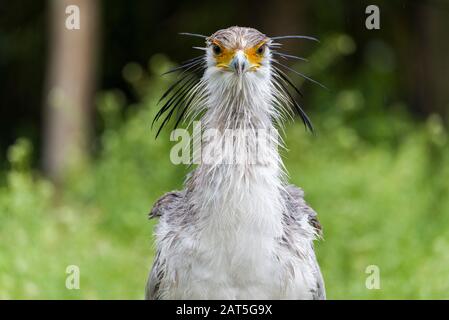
188;166;286;299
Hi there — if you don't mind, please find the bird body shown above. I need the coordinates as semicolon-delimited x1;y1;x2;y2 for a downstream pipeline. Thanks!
146;26;325;299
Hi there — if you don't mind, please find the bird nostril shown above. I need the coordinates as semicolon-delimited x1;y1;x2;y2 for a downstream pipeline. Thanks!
239;61;245;72
230;55;247;74
231;59;239;70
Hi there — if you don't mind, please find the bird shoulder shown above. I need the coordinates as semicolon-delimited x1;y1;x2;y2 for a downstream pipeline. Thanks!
284;184;322;237
148;190;184;219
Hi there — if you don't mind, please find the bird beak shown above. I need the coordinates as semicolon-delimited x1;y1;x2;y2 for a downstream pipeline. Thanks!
230;51;248;75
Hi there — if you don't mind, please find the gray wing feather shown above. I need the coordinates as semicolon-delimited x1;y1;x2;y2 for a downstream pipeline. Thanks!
145;251;163;299
285;185;322;236
145;191;183;300
284;185;326;300
148;191;183;219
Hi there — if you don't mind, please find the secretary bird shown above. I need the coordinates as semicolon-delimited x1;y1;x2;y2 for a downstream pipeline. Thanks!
146;26;325;300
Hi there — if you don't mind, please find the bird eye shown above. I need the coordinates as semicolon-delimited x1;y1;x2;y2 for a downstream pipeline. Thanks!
212;44;222;55
256;44;266;55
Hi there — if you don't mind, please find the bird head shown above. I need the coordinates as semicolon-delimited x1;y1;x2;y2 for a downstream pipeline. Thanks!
153;26;322;137
205;27;271;77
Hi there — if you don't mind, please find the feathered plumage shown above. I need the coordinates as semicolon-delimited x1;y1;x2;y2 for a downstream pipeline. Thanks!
146;26;325;299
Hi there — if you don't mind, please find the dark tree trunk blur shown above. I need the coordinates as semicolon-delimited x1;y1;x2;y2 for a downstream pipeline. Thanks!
43;0;99;183
407;2;449;118
259;0;306;51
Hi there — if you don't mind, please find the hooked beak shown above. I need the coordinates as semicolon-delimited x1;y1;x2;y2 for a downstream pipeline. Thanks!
229;51;248;75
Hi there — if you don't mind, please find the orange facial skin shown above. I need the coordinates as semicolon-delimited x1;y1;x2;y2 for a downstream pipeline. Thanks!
212;40;268;71
212;40;236;69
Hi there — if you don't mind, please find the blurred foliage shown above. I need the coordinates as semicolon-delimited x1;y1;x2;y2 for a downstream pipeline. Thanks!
1;32;449;299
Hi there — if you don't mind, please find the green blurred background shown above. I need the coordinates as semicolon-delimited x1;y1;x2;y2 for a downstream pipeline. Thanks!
1;0;449;299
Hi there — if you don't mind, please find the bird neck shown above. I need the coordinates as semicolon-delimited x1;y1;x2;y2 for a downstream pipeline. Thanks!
200;77;282;170
187;77;286;234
